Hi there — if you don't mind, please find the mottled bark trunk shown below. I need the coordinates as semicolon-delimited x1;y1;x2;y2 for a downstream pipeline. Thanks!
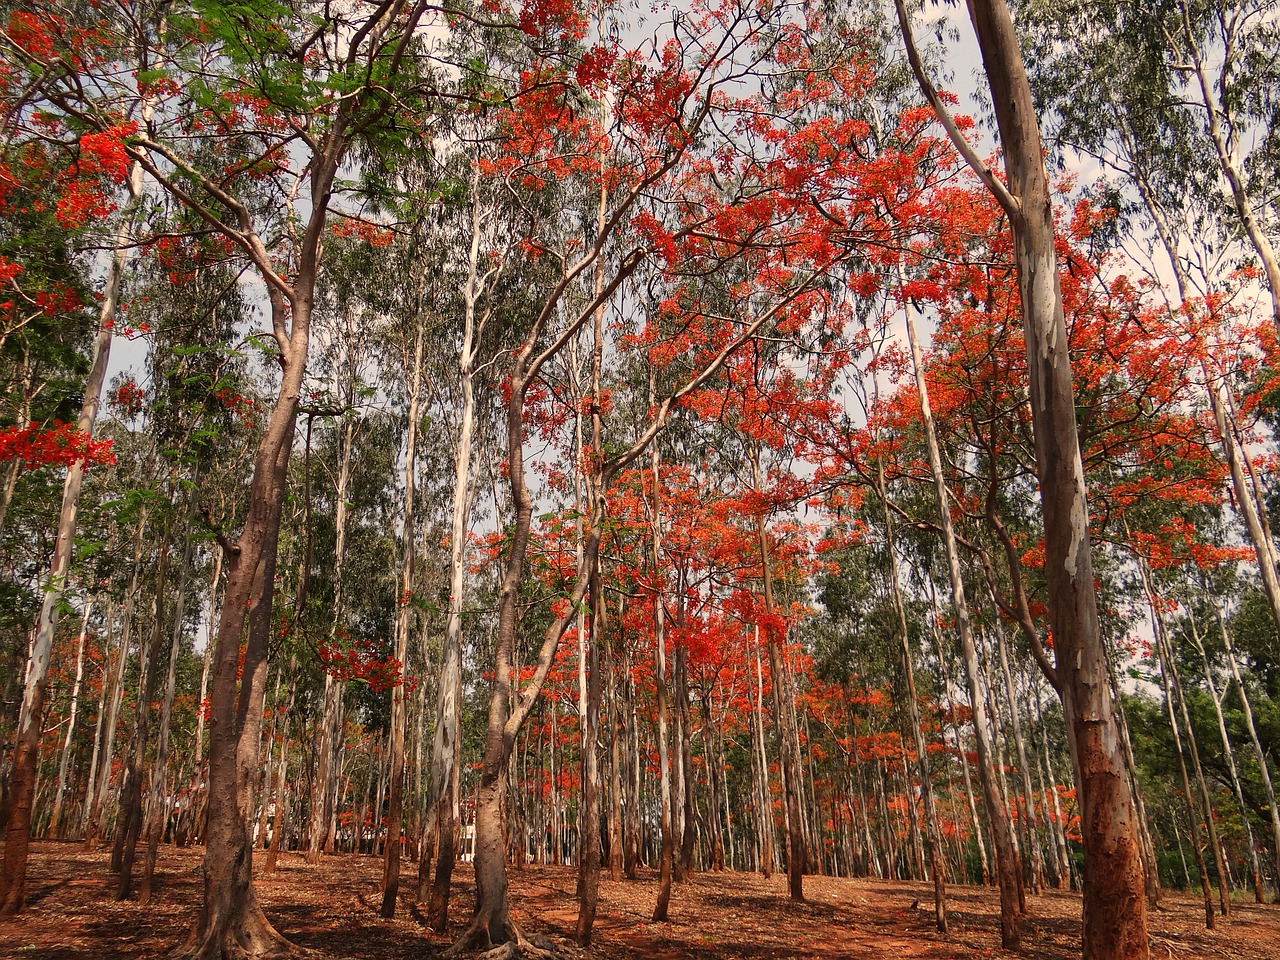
897;0;1151;951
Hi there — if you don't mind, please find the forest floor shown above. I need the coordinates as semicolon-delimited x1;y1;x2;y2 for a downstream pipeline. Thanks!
1;841;1278;959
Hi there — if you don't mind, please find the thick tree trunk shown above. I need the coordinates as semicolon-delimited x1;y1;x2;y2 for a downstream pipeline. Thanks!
175;293;307;959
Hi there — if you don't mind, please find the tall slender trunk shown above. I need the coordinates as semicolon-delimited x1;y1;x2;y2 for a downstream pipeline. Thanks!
1187;609;1263;902
1033;694;1071;890
902;295;1020;946
751;627;775;878
49;601;93;839
0;153;136;913
651;439;675;922
311;413;353;863
607;620;625;881
878;462;946;929
990;591;1047;895
380;321;425;918
140;500;197;903
81;602;118;840
675;641;697;879
86;519;147;849
425;169;493;924
937;637;989;886
1138;558;1229;918
1216;605;1280;902
263;661;295;876
1154;620;1215;927
751;447;806;901
115;522;170;900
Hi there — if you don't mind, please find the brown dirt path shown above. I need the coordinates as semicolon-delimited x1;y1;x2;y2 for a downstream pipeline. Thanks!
1;842;1276;959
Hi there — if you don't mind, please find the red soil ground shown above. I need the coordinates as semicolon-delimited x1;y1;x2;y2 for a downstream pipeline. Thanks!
1;842;1277;958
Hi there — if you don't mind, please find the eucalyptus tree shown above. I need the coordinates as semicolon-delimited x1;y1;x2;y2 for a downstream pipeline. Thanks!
896;1;1152;956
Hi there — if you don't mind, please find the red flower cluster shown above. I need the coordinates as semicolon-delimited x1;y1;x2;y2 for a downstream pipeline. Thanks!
111;378;145;419
317;634;416;694
213;387;259;428
0;421;116;470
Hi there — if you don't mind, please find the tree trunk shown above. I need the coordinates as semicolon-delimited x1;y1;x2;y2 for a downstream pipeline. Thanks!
115;523;170;900
86;521;146;849
141;503;198;903
81;602;118;841
751;628;775;878
574;567;603;944
0;162;129;913
1216;605;1280;902
751;448;805;902
990;590;1047;896
49;601;93;839
651;439;675;922
380;320;425;918
1139;559;1229;918
879;463;946;930
1154;623;1215;927
897;0;1151;952
901;290;1020;946
175;291;308;959
1188;609;1264;902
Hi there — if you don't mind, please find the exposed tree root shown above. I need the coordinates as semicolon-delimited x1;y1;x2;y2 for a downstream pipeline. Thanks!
446;919;557;960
